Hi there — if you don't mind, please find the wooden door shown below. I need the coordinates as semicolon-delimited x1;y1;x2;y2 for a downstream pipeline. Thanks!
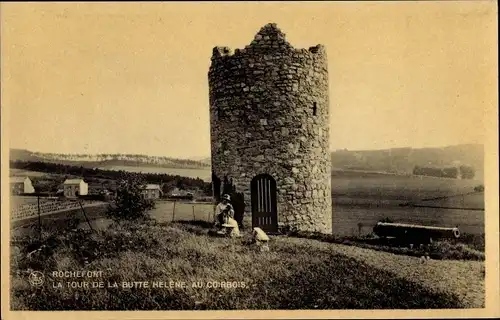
251;174;278;232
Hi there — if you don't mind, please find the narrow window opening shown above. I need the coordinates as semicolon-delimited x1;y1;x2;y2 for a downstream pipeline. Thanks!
312;102;317;116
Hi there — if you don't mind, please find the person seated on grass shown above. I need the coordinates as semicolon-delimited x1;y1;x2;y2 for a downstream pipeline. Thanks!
214;194;234;228
214;194;240;237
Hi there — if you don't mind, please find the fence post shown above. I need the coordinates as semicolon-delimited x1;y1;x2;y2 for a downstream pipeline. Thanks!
172;201;176;222
192;205;195;221
213;203;216;223
37;196;41;241
78;200;94;232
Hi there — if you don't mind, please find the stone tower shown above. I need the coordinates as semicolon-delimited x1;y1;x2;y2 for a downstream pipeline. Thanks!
208;23;332;234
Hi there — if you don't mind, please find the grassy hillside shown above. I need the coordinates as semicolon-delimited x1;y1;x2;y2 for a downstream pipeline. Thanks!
10;219;482;310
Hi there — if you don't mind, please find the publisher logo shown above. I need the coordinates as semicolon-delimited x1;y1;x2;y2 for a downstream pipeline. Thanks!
28;271;44;287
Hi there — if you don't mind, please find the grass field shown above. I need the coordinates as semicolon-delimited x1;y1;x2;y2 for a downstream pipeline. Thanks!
331;170;483;201
9;169;52;178
329;171;484;236
412;192;484;209
148;201;216;223
10;219;483;310
332;205;484;236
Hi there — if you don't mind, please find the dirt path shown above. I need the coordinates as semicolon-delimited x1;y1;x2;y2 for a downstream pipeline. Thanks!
284;237;485;308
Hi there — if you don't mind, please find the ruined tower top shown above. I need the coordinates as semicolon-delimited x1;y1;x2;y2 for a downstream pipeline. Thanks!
252;23;288;43
210;23;326;60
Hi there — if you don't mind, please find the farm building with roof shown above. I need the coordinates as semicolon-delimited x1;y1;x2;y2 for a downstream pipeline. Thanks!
142;184;162;200
10;176;35;195
63;179;88;198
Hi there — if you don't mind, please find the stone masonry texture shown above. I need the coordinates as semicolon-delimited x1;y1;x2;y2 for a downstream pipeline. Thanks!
208;23;332;233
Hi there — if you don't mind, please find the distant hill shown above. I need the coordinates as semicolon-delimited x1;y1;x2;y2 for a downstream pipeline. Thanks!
188;144;484;178
11;144;484;180
188;156;211;166
331;144;484;179
9;149;211;170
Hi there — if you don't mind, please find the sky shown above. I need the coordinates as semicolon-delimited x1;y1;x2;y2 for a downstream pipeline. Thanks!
1;2;497;159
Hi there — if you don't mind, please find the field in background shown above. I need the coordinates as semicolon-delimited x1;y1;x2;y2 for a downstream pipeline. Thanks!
10;167;482;198
9;169;51;178
333;205;483;236
9;168;484;236
328;171;484;236
147;200;215;224
102;166;483;202
331;170;483;202
411;193;484;209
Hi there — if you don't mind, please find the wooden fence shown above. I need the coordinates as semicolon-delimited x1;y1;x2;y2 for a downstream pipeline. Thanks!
150;200;217;223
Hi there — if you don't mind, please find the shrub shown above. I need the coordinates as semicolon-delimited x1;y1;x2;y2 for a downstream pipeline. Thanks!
107;175;155;221
287;230;484;261
428;241;484;261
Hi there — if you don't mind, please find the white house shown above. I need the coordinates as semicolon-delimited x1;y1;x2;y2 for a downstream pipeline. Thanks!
141;184;162;200
63;179;89;198
10;177;35;195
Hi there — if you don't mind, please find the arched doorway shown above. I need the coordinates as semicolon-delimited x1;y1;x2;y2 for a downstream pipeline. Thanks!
251;174;278;232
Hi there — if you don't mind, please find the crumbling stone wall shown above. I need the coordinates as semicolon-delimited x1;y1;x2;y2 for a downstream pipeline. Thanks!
208;23;332;233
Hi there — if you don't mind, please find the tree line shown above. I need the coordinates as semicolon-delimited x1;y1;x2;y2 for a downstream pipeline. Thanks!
413;165;475;179
29;151;209;168
10;160;212;195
